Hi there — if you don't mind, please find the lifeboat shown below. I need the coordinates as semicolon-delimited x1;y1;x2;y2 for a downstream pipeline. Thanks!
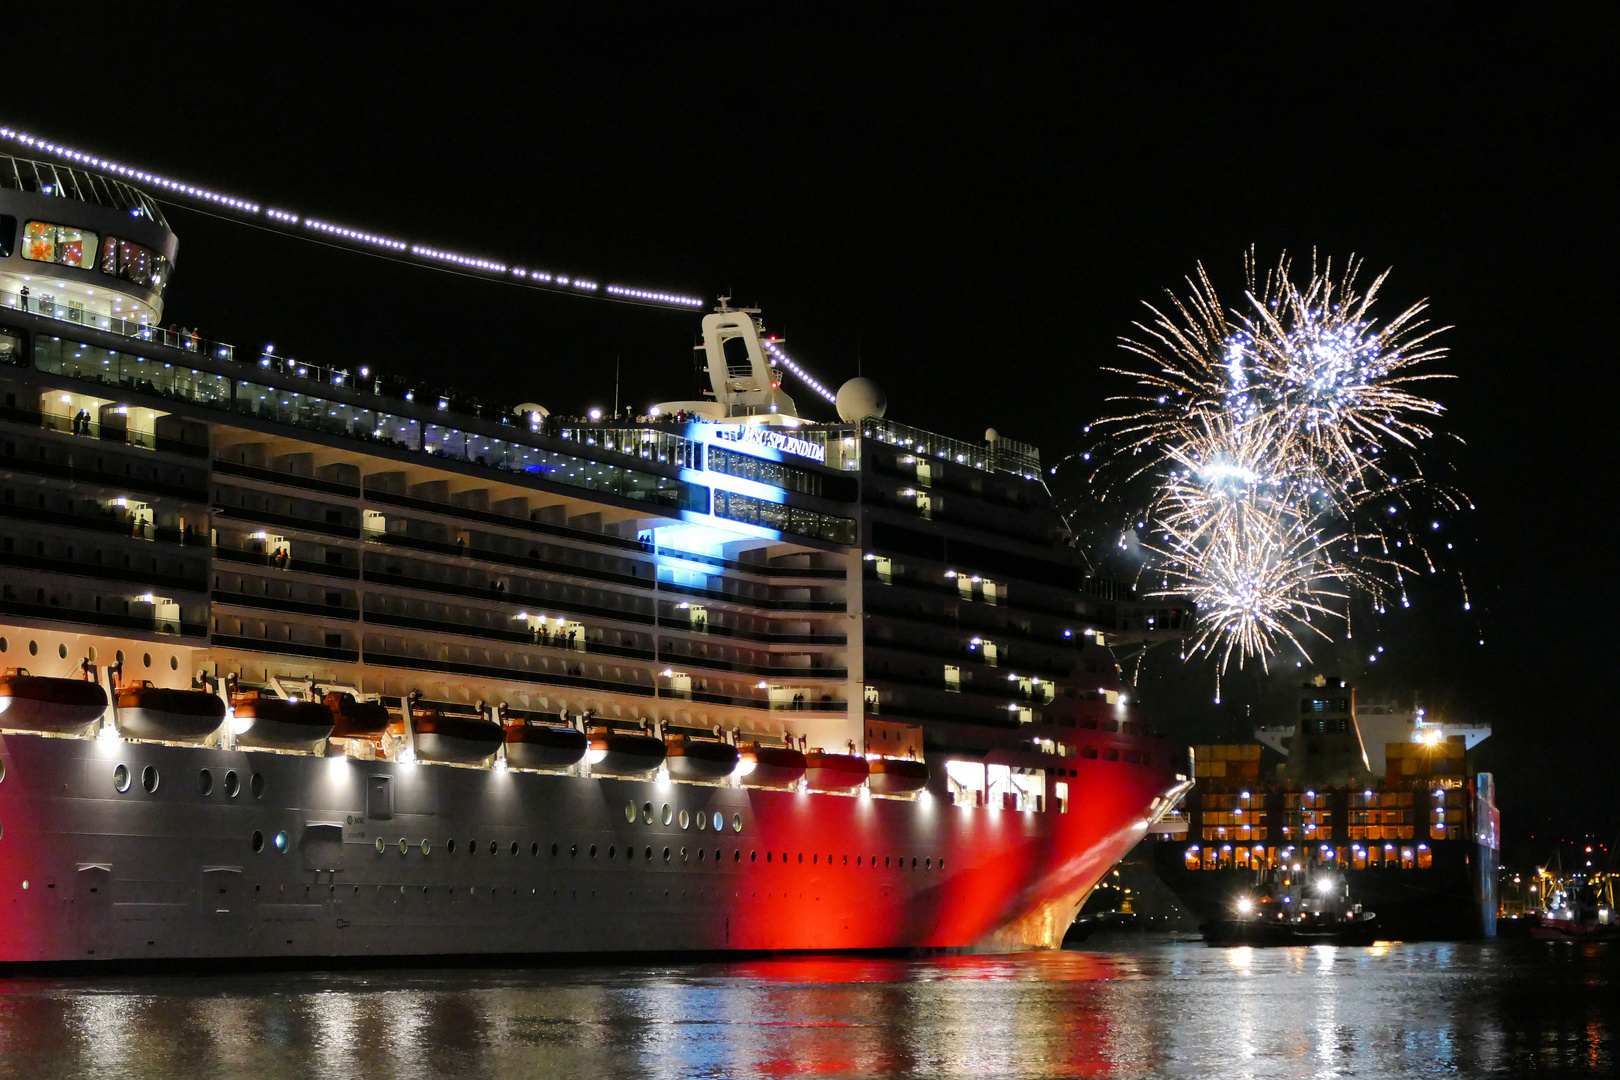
588;729;666;778
232;693;336;749
412;712;503;764
868;756;929;796
737;742;807;788
503;723;587;771
665;736;740;782
804;750;871;792
327;692;391;739
114;682;226;742
0;669;107;734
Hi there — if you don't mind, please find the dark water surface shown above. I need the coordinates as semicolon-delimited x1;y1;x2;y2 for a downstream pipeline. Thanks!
1;939;1614;1079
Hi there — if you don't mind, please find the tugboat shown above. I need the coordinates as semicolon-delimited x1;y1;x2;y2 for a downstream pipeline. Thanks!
1530;870;1619;941
1204;857;1379;946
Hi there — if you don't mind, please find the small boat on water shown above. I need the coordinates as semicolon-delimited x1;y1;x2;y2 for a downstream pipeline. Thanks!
737;742;807;788
0;669;107;733
114;682;226;741
1529;872;1619;941
503;723;588;771
1203;861;1379;946
588;729;666;778
411;712;503;764
232;693;337;749
805;750;870;792
868;756;929;796
665;736;740;782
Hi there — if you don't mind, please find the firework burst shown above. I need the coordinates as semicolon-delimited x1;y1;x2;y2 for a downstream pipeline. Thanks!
1088;250;1465;672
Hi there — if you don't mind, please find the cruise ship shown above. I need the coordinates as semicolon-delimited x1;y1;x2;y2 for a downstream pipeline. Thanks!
0;148;1189;966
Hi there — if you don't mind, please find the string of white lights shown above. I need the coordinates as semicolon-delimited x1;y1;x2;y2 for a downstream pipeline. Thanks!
0;124;703;309
761;338;838;404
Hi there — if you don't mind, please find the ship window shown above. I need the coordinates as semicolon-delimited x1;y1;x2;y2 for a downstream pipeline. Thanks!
421;840;432;855
663;847;671;862
698;848;706;862
532;842;539;856
642;802;653;824
570;843;578;857
224;770;240;798
1418;846;1433;869
644;846;652;861
661;804;673;826
28;641;36;655
680;847;688;863
490;840;499;855
609;845;616;859
250;772;265;798
679;810;690;830
252;830;265;852
0;215;13;257
732;813;742;833
751;850;757;862
911;857;918;869
589;844;598;858
170;656;179;671
99;236;170;293
113;763;130;792
714;812;725;832
624;801;637;824
143;653;151;667
21;221;99;269
447;839;457;853
550;843;559;856
141;765;159;793
198;769;213;796
696;813;707;833
58;643;67;659
733;850;740;863
510;841;518;856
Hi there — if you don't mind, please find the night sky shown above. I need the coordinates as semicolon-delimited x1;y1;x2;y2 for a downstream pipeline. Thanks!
11;4;1615;862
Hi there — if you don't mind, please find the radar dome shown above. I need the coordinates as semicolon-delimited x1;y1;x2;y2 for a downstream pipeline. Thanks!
836;377;887;422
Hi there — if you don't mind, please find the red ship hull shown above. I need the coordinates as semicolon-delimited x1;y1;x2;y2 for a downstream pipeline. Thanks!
0;730;1182;963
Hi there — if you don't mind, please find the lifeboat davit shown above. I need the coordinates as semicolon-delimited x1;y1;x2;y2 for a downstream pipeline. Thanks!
327;692;391;739
665;737;740;782
0;670;107;733
412;713;503;764
114;682;226;741
804;750;871;792
868;756;929;796
588;730;666;778
233;693;336;749
737;742;807;788
503;723;587;771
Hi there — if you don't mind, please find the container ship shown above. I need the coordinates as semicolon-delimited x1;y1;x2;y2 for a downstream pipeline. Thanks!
1153;676;1499;940
0;148;1190;966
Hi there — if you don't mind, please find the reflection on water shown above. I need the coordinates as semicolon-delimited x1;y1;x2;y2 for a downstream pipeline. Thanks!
0;941;1614;1078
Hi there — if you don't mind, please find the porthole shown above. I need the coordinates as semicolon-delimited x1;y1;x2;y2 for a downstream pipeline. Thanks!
570;844;578;857
28;640;37;656
766;852;772;863
252;830;265;853
58;643;68;659
938;858;945;871
661;804;673;826
0;759;6;784
86;645;98;662
925;857;932;869
644;846;652;861
198;769;213;796
884;856;890;867
275;831;290;853
678;809;690;830
170;656;178;671
142;652;150;667
375;837;385;854
448;839;457;853
731;813;742;833
531;842;540;856
798;853;804;864
912;857;918;869
115;649;123;664
469;839;478;853
0;638;7;653
589;844;598;858
608;845;616;858
422;840;432;855
224;770;240;798
662;847;671;862
141;765;159;793
698;848;706;862
680;846;688;862
510;841;518;856
842;854;848;865
733;850;740;863
642;802;653;824
397;838;408;854
489;840;498;855
250;772;265;798
550;843;559;856
696;812;707;832
750;850;757;863
857;856;863;866
624;800;637;824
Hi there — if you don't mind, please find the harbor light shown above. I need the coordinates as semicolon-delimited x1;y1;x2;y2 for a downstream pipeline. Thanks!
1236;897;1253;914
